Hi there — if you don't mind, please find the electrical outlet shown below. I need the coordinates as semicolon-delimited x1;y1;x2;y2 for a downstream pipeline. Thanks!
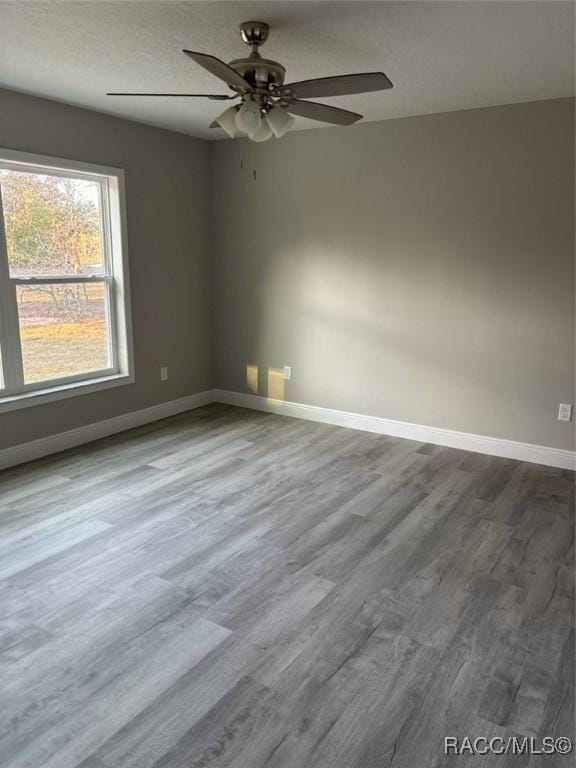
558;403;573;422
160;366;168;382
283;366;292;381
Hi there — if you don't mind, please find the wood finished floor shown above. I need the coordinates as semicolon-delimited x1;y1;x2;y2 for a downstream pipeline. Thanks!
0;403;573;768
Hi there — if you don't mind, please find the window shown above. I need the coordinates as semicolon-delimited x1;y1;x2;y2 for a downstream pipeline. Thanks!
0;150;133;411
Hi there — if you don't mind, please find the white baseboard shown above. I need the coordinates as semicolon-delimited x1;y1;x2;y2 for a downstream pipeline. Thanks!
0;390;213;471
2;388;573;472
213;389;576;471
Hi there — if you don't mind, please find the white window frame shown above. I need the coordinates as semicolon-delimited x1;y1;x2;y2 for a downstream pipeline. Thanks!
0;149;134;413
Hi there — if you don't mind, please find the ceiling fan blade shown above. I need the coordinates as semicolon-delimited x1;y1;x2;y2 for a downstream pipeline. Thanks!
107;92;236;99
183;50;254;93
284;99;362;126
279;72;392;100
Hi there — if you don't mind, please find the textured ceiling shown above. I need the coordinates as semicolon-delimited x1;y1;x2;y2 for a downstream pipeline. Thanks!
0;1;574;140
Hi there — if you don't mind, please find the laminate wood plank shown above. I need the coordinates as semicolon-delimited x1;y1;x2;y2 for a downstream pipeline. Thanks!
148;675;282;768
0;618;53;663
529;628;574;767
0;518;113;581
3;501;197;595
304;635;441;768
0;609;228;768
82;636;267;768
0;405;572;768
0;472;73;507
10;614;230;768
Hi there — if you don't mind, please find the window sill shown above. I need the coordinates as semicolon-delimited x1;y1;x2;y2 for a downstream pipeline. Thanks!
0;372;134;413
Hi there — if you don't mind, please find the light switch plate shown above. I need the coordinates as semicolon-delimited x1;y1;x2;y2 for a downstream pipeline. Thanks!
283;366;292;381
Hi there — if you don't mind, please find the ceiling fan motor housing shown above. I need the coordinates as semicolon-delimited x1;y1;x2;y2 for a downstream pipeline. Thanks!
228;56;286;91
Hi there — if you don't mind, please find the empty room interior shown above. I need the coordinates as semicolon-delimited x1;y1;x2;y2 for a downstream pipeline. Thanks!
0;1;574;766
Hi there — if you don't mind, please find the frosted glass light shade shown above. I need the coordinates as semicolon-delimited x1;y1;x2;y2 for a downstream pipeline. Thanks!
215;106;239;138
266;106;295;138
235;100;262;134
249;118;273;142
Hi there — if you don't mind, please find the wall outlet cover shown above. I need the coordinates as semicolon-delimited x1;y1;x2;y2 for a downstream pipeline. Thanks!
160;366;168;382
558;403;573;422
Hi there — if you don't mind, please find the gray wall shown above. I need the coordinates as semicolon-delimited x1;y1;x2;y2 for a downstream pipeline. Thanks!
0;88;212;449
212;98;575;451
1;93;573;453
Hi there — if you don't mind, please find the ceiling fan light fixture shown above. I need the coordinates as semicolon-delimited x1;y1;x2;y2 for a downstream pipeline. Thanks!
235;99;262;134
266;105;295;138
215;105;240;138
249;117;273;142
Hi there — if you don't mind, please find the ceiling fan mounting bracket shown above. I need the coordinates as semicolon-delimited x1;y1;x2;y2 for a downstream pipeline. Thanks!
239;21;270;49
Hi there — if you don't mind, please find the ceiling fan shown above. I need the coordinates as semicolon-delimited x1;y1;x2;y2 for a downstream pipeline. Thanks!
107;21;393;142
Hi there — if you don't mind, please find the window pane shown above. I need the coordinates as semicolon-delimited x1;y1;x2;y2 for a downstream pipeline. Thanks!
17;282;111;383
0;169;105;277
